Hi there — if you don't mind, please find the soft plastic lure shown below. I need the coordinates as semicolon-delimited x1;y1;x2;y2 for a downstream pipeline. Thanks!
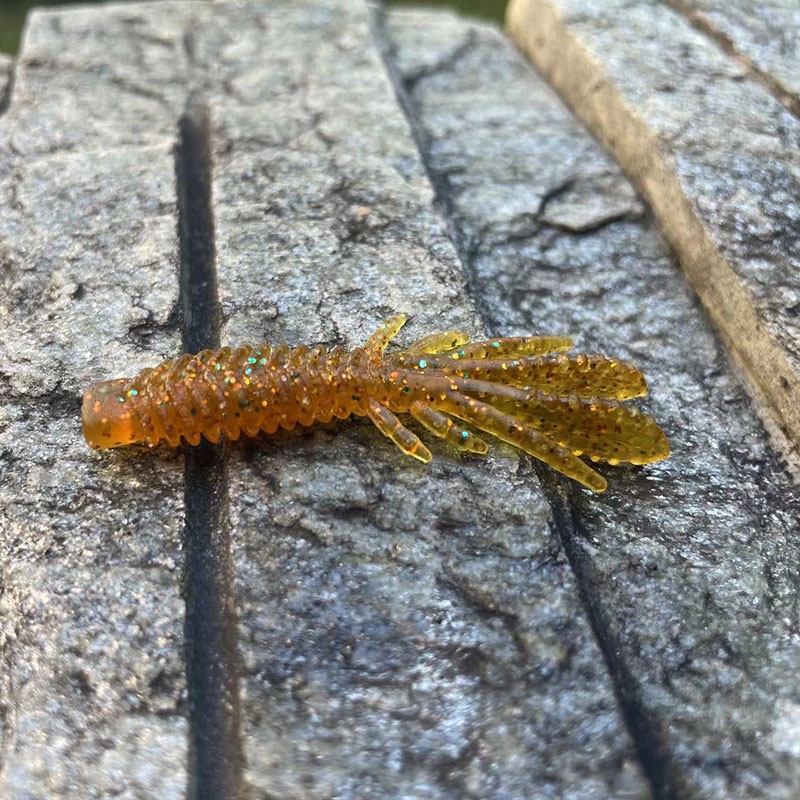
82;314;669;492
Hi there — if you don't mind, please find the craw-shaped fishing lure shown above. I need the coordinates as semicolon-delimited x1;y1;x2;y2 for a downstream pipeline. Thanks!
82;314;669;492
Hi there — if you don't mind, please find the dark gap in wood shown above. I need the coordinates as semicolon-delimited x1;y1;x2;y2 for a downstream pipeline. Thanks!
175;96;244;800
369;6;482;283
664;0;800;119
543;474;687;800
374;13;680;796
0;57;16;117
179;99;220;356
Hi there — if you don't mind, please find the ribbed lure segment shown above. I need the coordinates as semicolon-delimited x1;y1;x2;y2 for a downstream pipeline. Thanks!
83;344;374;448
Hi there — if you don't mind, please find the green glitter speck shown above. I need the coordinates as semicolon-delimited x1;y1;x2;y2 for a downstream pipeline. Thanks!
245;367;252;375
419;359;428;369
260;358;267;366
248;357;257;364
492;341;500;348
117;396;125;403
461;431;469;438
129;389;138;396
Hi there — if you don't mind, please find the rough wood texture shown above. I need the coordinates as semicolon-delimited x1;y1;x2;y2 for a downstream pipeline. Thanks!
2;1;799;798
0;6;190;797
0;54;12;108
507;0;800;479
388;7;800;800
664;0;800;114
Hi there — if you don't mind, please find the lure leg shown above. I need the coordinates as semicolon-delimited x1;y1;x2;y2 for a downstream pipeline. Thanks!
416;375;665;464
436;354;647;400
435;391;608;492
409;401;488;454
364;314;409;353
368;398;432;463
469;389;670;465
443;375;667;464
407;330;471;354
450;336;573;359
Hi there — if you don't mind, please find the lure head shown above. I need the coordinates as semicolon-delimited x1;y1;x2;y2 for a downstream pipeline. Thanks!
82;379;146;449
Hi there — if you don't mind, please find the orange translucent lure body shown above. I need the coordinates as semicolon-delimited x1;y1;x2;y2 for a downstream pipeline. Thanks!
81;315;669;492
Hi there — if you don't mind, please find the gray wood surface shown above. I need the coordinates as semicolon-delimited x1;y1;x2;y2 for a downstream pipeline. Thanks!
1;1;798;799
665;0;800;112
205;3;644;798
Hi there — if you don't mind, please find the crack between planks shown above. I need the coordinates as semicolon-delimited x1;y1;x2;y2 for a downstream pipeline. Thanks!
663;0;800;119
175;96;244;800
541;471;687;800
369;5;490;318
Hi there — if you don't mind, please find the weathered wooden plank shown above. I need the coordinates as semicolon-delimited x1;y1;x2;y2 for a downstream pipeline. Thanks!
664;0;800;113
0;5;193;796
507;0;800;481
5;2;201;155
0;160;187;798
392;6;800;799
202;1;647;797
